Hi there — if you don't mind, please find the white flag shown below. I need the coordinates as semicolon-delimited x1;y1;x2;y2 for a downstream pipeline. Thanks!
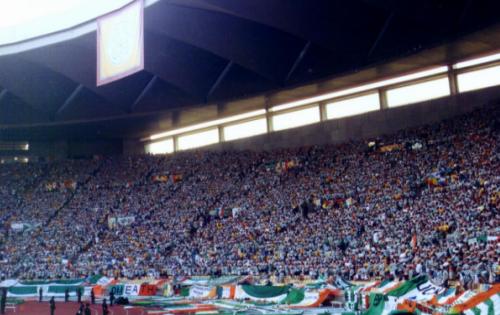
97;0;144;86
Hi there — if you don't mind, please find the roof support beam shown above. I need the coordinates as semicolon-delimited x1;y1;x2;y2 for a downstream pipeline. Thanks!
55;84;83;118
0;89;7;104
131;75;158;112
285;41;311;82
206;60;233;100
457;0;472;28
368;11;395;57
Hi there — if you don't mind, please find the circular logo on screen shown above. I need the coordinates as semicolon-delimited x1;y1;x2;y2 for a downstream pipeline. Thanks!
105;19;136;65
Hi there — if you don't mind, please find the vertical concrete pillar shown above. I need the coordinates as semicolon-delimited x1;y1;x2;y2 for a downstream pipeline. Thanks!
379;90;388;109
218;126;225;142
173;136;179;152
319;101;328;121
448;65;458;95
265;95;273;132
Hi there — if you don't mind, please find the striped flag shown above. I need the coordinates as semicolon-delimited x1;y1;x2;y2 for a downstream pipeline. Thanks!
449;285;500;315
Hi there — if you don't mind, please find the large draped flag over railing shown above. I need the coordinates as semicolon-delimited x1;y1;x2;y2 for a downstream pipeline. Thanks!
97;0;144;86
359;277;500;315
448;285;500;315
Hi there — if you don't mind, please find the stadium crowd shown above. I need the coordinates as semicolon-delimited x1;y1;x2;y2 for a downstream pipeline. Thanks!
0;105;498;289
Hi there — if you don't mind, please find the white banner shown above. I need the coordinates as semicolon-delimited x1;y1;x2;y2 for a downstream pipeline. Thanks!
234;286;288;303
108;216;135;229
398;280;446;302
123;284;140;296
97;0;144;86
189;285;213;298
0;279;18;287
108;217;117;229
10;223;24;231
117;216;135;226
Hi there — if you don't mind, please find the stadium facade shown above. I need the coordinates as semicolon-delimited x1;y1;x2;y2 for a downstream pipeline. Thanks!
1;44;500;161
0;1;500;161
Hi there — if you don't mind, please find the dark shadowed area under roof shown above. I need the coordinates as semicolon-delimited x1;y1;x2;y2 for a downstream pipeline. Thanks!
0;0;500;141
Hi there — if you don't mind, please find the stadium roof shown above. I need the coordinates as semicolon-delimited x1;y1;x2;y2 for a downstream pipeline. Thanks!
0;0;499;141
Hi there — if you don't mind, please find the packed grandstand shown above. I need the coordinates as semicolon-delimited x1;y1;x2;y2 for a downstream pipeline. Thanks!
1;1;500;315
0;103;498;291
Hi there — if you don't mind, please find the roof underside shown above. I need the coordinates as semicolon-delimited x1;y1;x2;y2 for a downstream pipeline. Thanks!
0;0;500;141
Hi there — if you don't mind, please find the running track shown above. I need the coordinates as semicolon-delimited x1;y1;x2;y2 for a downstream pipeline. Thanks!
4;301;159;315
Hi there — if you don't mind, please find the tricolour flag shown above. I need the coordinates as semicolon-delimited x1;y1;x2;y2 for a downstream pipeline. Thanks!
449;285;500;315
387;275;445;303
372;280;401;294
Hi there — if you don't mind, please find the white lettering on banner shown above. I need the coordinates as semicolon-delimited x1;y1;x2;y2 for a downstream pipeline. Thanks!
403;281;446;302
123;284;140;296
416;282;446;296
